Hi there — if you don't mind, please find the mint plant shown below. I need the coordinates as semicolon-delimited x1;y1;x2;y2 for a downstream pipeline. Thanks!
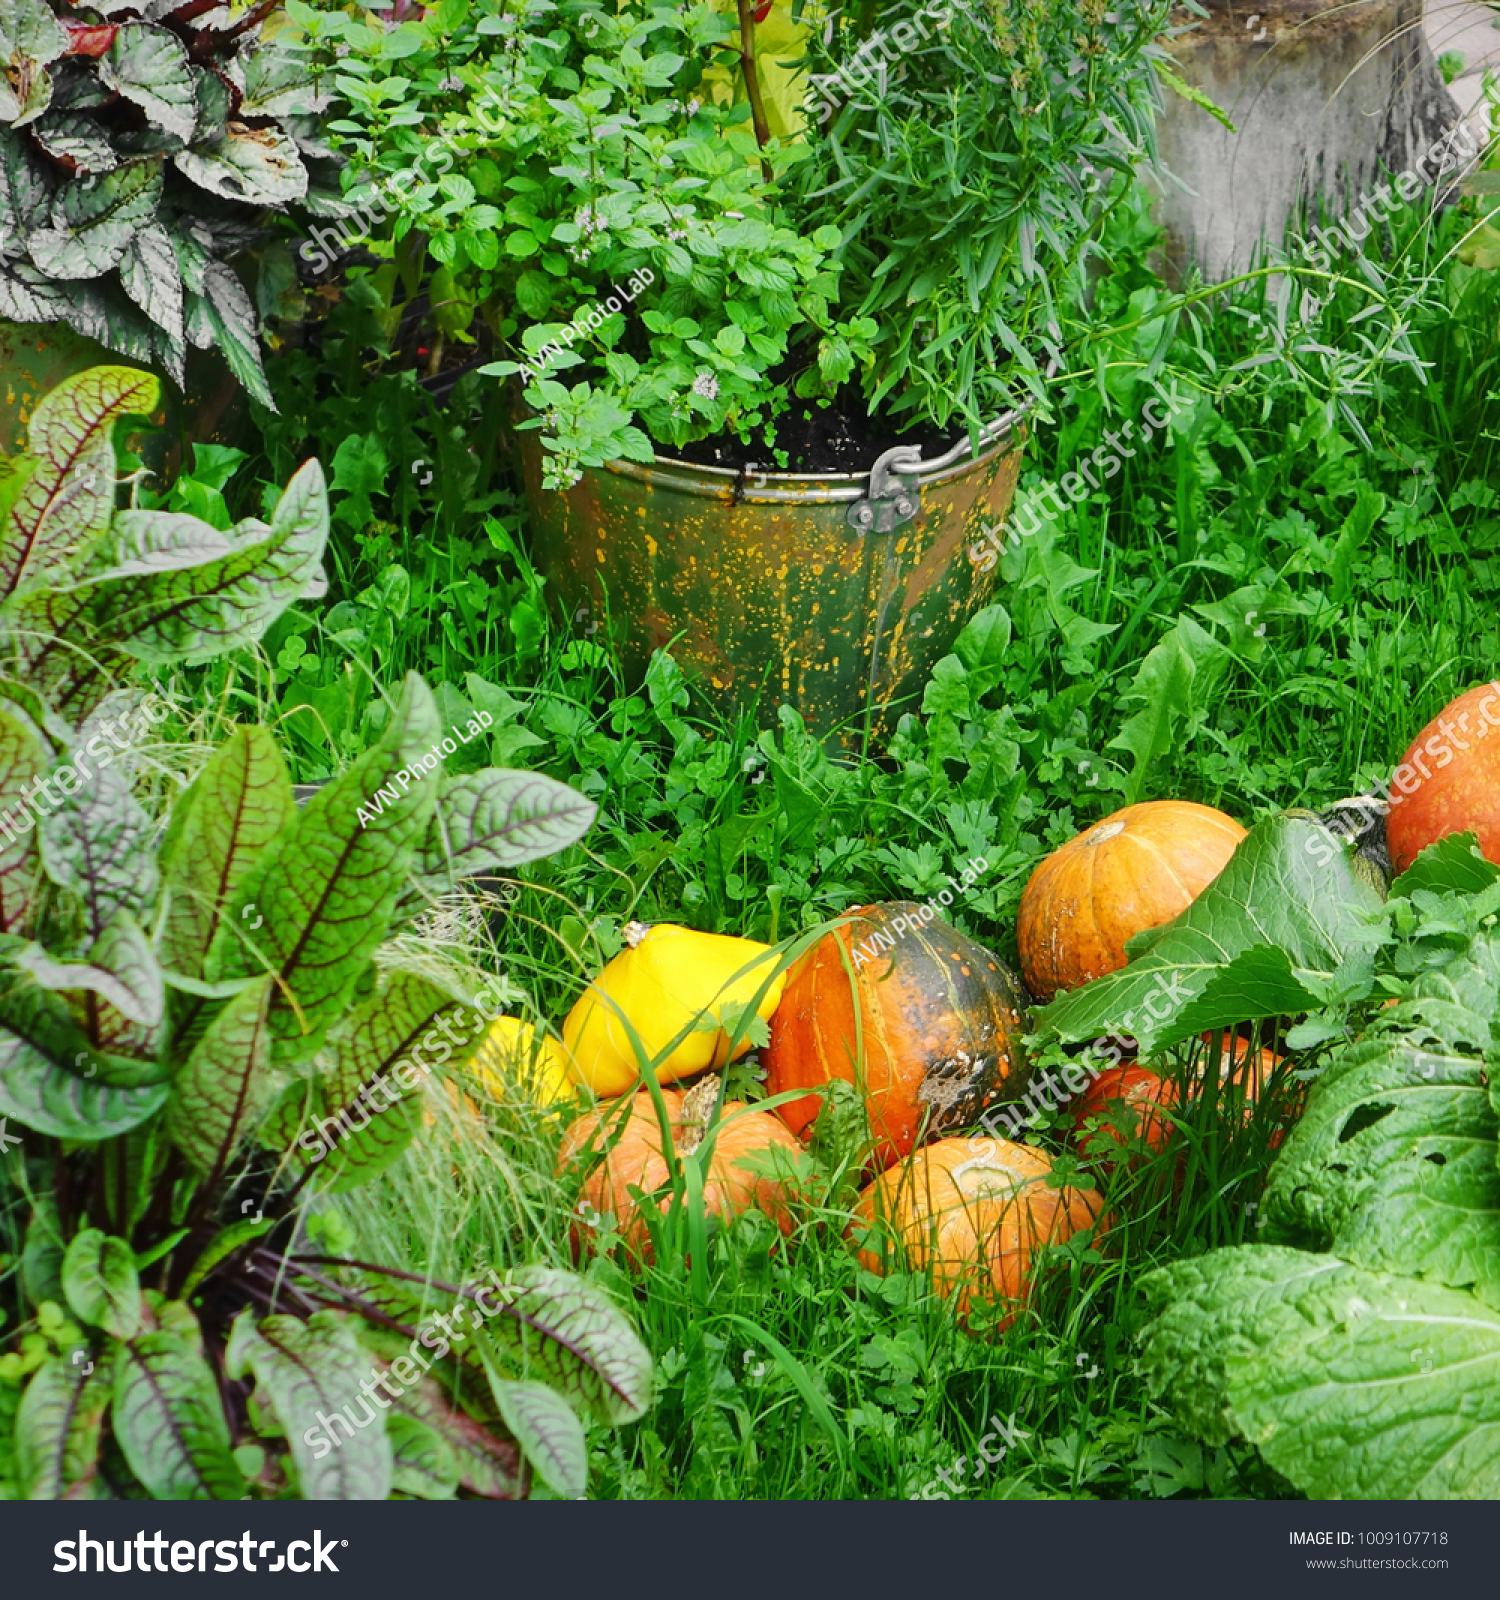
280;0;873;487
0;0;344;405
289;0;1173;485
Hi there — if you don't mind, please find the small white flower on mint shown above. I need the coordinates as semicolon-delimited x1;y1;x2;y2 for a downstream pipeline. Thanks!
691;371;719;400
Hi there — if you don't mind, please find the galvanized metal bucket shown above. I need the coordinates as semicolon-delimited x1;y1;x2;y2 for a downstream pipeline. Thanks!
516;407;1028;743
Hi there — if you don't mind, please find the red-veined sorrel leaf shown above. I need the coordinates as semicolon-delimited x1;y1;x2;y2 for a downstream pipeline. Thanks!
37;759;158;940
61;1227;142;1339
16;911;164;1028
15;1355;111;1500
486;1375;587;1499
384;1411;456;1498
262;968;484;1190
210;674;441;1064
112;1328;245;1499
164;973;274;1177
417;768;597;889
388;1376;525;1498
0;705;50;933
0;365;159;599
0;982;168;1139
226;1309;392;1500
158;724;294;982
66;456;328;661
480;1266;654;1426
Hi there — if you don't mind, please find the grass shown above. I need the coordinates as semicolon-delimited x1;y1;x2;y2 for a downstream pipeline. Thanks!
153;166;1500;1499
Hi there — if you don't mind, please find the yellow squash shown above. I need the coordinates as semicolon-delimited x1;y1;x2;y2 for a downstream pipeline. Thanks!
562;922;787;1096
471;1016;575;1109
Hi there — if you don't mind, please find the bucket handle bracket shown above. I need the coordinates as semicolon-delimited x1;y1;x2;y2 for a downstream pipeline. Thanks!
845;407;1027;535
847;446;922;534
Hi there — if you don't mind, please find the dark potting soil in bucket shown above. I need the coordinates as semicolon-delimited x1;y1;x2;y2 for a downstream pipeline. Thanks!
515;387;1027;745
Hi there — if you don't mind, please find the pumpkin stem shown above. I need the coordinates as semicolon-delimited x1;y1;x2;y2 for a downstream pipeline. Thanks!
623;919;650;948
676;1073;722;1156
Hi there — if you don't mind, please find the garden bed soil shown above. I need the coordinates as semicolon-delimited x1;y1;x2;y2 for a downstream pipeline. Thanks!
669;388;976;476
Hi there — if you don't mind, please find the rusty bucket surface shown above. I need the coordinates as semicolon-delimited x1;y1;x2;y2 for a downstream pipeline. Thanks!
0;319;250;480
518;410;1027;743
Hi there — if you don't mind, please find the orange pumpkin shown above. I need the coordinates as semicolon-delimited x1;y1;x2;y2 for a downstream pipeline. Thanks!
1071;1034;1281;1167
763;902;1030;1170
1198;1031;1277;1100
1070;1064;1178;1161
850;1137;1102;1329
1017;802;1246;1003
1386;682;1500;874
556;1080;803;1260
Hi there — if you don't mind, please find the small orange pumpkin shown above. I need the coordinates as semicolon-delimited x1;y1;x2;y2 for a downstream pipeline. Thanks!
1017;801;1246;1003
763;903;1030;1170
557;1080;803;1260
1071;1064;1178;1162
850;1137;1102;1329
1071;1034;1282;1167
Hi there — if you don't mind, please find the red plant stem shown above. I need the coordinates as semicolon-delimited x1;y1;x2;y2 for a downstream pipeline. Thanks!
734;0;775;186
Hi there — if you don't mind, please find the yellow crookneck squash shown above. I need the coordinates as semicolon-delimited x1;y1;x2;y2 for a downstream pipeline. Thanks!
562;922;787;1096
471;1016;575;1109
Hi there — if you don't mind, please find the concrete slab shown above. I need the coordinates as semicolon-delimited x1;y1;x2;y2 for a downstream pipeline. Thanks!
1424;0;1498;136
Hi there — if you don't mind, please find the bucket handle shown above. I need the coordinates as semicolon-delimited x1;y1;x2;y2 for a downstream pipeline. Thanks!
847;403;1031;534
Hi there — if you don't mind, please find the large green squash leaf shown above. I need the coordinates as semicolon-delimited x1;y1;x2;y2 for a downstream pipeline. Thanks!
0;365;159;599
165;974;275;1177
1033;815;1383;1053
113;1329;245;1500
26;157;161;280
38;759;158;939
157;725;294;982
61;1228;143;1340
1141;1246;1500;1498
211;674;441;1064
1389;832;1500;898
416;769;598;889
15;1356;111;1500
226;1308;392;1500
99;24;196;142
1263;930;1500;1306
